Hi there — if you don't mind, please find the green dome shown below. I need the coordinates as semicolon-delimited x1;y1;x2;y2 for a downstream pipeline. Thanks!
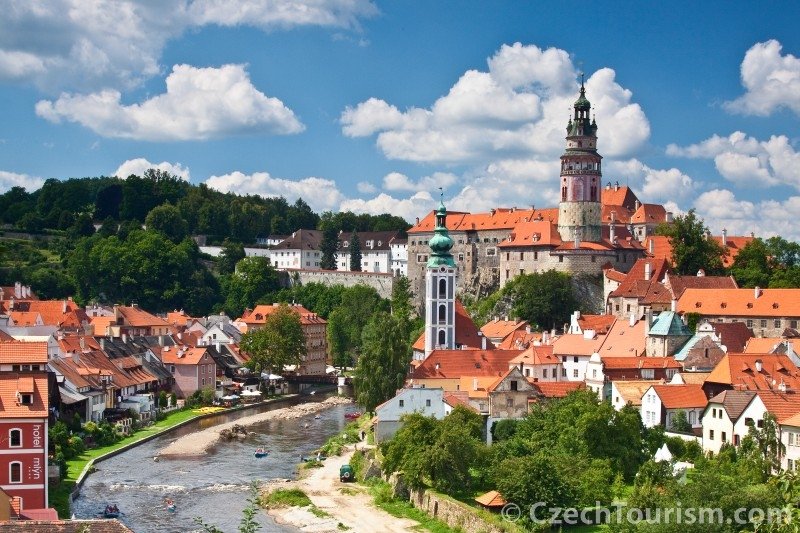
427;193;456;267
429;232;453;255
574;85;591;110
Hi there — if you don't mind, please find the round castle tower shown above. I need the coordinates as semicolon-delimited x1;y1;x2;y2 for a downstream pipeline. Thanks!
557;79;603;243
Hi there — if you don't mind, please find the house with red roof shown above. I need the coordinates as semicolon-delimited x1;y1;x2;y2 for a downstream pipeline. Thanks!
161;346;217;399
409;349;522;391
480;318;529;347
552;330;606;382
0;299;88;333
606;257;670;319
110;304;171;337
779;412;800;471
486;367;536;443
585;353;681;399
508;344;560;382
702;352;800;398
641;384;707;431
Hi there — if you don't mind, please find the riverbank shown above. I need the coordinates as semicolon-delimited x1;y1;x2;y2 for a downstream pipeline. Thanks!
158;395;353;457
266;445;422;533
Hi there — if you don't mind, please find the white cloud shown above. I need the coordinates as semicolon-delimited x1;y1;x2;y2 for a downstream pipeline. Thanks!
35;64;304;141
667;131;800;189
113;159;191;181
724;40;800;116
0;170;45;193
340;192;434;221
382;171;458;193
0;1;376;93
691;188;800;241
341;43;650;164
356;181;377;194
607;159;696;203
205;171;344;212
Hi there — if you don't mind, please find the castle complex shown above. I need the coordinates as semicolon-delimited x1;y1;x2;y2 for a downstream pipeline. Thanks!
408;81;666;306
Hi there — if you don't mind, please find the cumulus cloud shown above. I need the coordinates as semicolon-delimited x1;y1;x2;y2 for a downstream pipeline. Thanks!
35;64;304;141
205;171;344;212
667;131;800;189
382;171;458;192
341;43;650;164
0;170;46;193
607;159;696;203
113;159;191;180
340;191;435;221
691;188;800;242
356;181;377;194
724;40;800;116
0;1;376;93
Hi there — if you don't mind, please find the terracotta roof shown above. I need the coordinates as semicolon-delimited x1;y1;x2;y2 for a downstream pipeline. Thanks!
756;390;800;423
601;184;640;211
744;338;800;355
116;305;170;328
675;371;710;385
497;220;562;248
0;341;49;365
707;390;757;422
496;329;543;350
780;411;800;427
411;349;522;379
89;316;116;336
530;380;584;398
0;372;48;417
552;333;605;357
166;310;193;327
480;319;529;341
0;520;134;532
578;314;616;335
239;304;326;326
412;300;489;352
712;235;755;268
652;384;708;409
609;257;670;299
555;240;615;252
409;208;557;234
0;300;88;329
678;288;800;318
612;380;659;406
665;273;738;300
8;311;42;326
598;318;647;357
443;392;477;412
601;356;681;370
161;346;212;366
458;376;500;398
604;268;627;284
705;353;800;391
509;344;557;366
631;203;667;225
0;330;12;341
475;490;507;508
642;235;673;261
601;205;633;225
48;358;93;390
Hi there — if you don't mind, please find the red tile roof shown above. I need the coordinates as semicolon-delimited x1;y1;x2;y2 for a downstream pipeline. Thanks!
756;391;800;423
598;319;647;358
509;344;557;366
601;185;640;211
480;319;529;341
609;257;670;299
443;391;477;412
712;235;755;268
601;356;682;370
411;349;522;380
665;273;738;300
530;380;585;398
579;314;616;335
678;288;800;318
631;204;667;225
412;300;489;352
116;305;170;328
552;333;605;357
240;304;326;326
0;372;48;417
497;220;562;248
496;329;542;350
652;384;708;409
0;341;49;365
0;300;88;329
475;490;507;508
642;235;673;261
161;346;212;365
706;353;800;391
409;208;557;234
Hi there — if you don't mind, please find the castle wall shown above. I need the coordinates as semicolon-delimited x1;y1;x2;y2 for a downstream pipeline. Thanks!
285;269;395;299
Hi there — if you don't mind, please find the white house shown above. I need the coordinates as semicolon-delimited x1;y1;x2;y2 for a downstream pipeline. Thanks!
390;237;408;277
610;381;657;411
641;384;707;431
508;345;560;382
374;387;446;443
701;390;760;454
201;321;242;346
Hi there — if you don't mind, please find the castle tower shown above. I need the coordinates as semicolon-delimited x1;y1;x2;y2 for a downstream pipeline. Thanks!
557;78;603;242
424;194;457;357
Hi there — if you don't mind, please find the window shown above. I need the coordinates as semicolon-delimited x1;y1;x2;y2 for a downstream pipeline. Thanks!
559;256;563;263
19;394;32;405
790;433;795;446
170;365;175;374
562;356;567;362
760;319;768;328
641;369;654;379
709;430;715;440
689;411;696;424
734;434;740;446
426;399;431;407
747;319;754;328
510;380;518;391
573;369;579;378
486;247;496;257
562;368;567;377
9;429;21;448
438;330;446;346
506;398;514;407
534;251;538;261
573;356;578;363
745;417;754;426
520;252;524;261
721;432;727;443
399;399;404;407
592;369;597;378
775;320;782;328
438;304;446;323
9;462;21;483
792;320;798;329
525;369;530;377
543;369;548;378
789;459;795;471
201;378;205;386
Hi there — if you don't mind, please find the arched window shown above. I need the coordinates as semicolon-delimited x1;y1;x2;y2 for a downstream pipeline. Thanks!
9;462;21;483
561;186;567;201
438;330;446;346
439;279;447;298
438;304;446;323
9;429;21;448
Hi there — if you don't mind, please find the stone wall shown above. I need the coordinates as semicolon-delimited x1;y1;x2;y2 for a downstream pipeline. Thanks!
409;488;511;533
284;269;395;299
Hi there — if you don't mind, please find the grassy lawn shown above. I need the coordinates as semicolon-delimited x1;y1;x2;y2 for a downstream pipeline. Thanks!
366;480;461;533
51;407;224;517
263;488;330;518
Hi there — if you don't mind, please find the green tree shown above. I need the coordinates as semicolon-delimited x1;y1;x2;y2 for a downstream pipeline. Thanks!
381;413;440;488
670;409;692;433
740;412;784;480
325;285;389;368
730;238;774;288
222;256;280;317
427;407;485;493
68;213;95;239
96;216;118;238
353;311;410;413
319;224;339;270
240;303;306;375
218;239;246;275
510;270;577;330
656;209;725;275
495;455;574;519
348;231;362;271
145;203;189;243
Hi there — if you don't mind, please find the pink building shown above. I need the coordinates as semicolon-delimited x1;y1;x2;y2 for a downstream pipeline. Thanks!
161;346;216;398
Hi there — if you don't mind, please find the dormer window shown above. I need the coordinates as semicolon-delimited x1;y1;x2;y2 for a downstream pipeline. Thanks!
19;393;33;405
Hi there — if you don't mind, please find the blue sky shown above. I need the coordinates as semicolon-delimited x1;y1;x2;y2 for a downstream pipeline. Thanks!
1;1;799;237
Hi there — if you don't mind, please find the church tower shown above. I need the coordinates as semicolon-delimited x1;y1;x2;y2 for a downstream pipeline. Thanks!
424;194;457;358
557;78;603;243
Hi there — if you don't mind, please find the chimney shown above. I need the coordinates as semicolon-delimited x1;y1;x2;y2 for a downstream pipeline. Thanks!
14;282;21;299
415;217;419;225
755;359;763;372
671;299;677;312
473;377;478;390
666;211;673;223
722;228;728;246
634;200;641;211
525;325;531;334
614;181;619;191
755;286;762;299
480;333;487;350
609;220;616;243
648;239;654;254
629;313;636;327
644;262;652;281
63;300;68;313
100;338;105;351
79;337;85;351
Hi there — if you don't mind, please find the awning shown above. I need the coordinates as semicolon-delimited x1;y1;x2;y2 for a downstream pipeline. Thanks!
241;390;262;396
59;386;87;405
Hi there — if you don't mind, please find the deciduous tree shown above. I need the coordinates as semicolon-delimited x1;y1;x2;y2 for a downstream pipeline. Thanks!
656;209;725;275
240;303;306;375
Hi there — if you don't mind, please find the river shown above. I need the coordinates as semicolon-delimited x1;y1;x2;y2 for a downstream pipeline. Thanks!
71;394;353;532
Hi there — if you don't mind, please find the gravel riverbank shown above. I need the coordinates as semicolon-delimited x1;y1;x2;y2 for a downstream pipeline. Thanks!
158;396;354;457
